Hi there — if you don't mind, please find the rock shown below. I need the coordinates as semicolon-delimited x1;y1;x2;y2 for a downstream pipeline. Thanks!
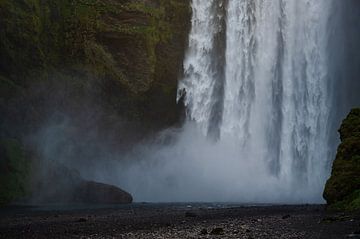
0;0;191;134
30;161;132;204
75;181;133;204
324;108;360;210
77;218;87;223
200;228;207;235
210;228;224;235
0;1;192;207
282;214;291;219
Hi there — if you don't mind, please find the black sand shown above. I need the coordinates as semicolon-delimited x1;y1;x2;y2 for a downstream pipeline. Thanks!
0;204;359;238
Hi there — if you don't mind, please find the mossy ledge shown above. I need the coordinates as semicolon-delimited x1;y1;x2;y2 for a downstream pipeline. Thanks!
324;108;360;211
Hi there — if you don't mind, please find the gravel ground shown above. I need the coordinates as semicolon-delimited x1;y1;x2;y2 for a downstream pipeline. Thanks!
0;204;359;238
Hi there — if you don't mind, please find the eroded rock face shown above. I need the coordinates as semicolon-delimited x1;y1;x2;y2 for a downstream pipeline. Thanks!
324;108;360;210
0;0;191;136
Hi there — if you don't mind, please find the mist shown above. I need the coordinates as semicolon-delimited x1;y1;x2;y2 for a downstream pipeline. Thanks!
109;123;325;203
30;116;325;204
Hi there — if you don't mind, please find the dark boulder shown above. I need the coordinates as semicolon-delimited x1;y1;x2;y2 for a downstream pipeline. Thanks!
30;161;132;204
74;181;133;204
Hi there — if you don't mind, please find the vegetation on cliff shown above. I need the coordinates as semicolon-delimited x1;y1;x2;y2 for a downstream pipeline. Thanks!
324;108;360;210
0;0;190;131
0;0;190;205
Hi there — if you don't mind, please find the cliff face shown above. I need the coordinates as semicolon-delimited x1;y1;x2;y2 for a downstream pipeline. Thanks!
0;0;190;137
324;108;360;210
0;0;190;205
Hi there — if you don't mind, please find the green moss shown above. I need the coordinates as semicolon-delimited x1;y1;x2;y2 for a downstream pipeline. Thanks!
0;139;30;206
0;0;191;131
339;108;360;141
329;190;360;211
324;108;360;211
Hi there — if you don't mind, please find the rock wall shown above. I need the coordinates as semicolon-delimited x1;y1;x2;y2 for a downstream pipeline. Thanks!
0;0;190;138
324;108;360;210
0;0;191;205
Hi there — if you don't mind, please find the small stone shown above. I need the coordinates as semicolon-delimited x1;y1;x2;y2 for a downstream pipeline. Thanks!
211;228;224;235
282;215;291;219
200;229;208;235
77;218;87;223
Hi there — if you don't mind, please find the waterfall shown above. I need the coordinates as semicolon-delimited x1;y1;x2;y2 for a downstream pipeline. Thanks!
110;0;360;203
178;0;334;198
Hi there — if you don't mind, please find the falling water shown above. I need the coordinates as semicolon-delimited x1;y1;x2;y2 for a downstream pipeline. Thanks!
178;0;334;199
90;0;358;203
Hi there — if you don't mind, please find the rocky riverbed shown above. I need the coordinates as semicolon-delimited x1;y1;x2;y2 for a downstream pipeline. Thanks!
0;204;359;239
